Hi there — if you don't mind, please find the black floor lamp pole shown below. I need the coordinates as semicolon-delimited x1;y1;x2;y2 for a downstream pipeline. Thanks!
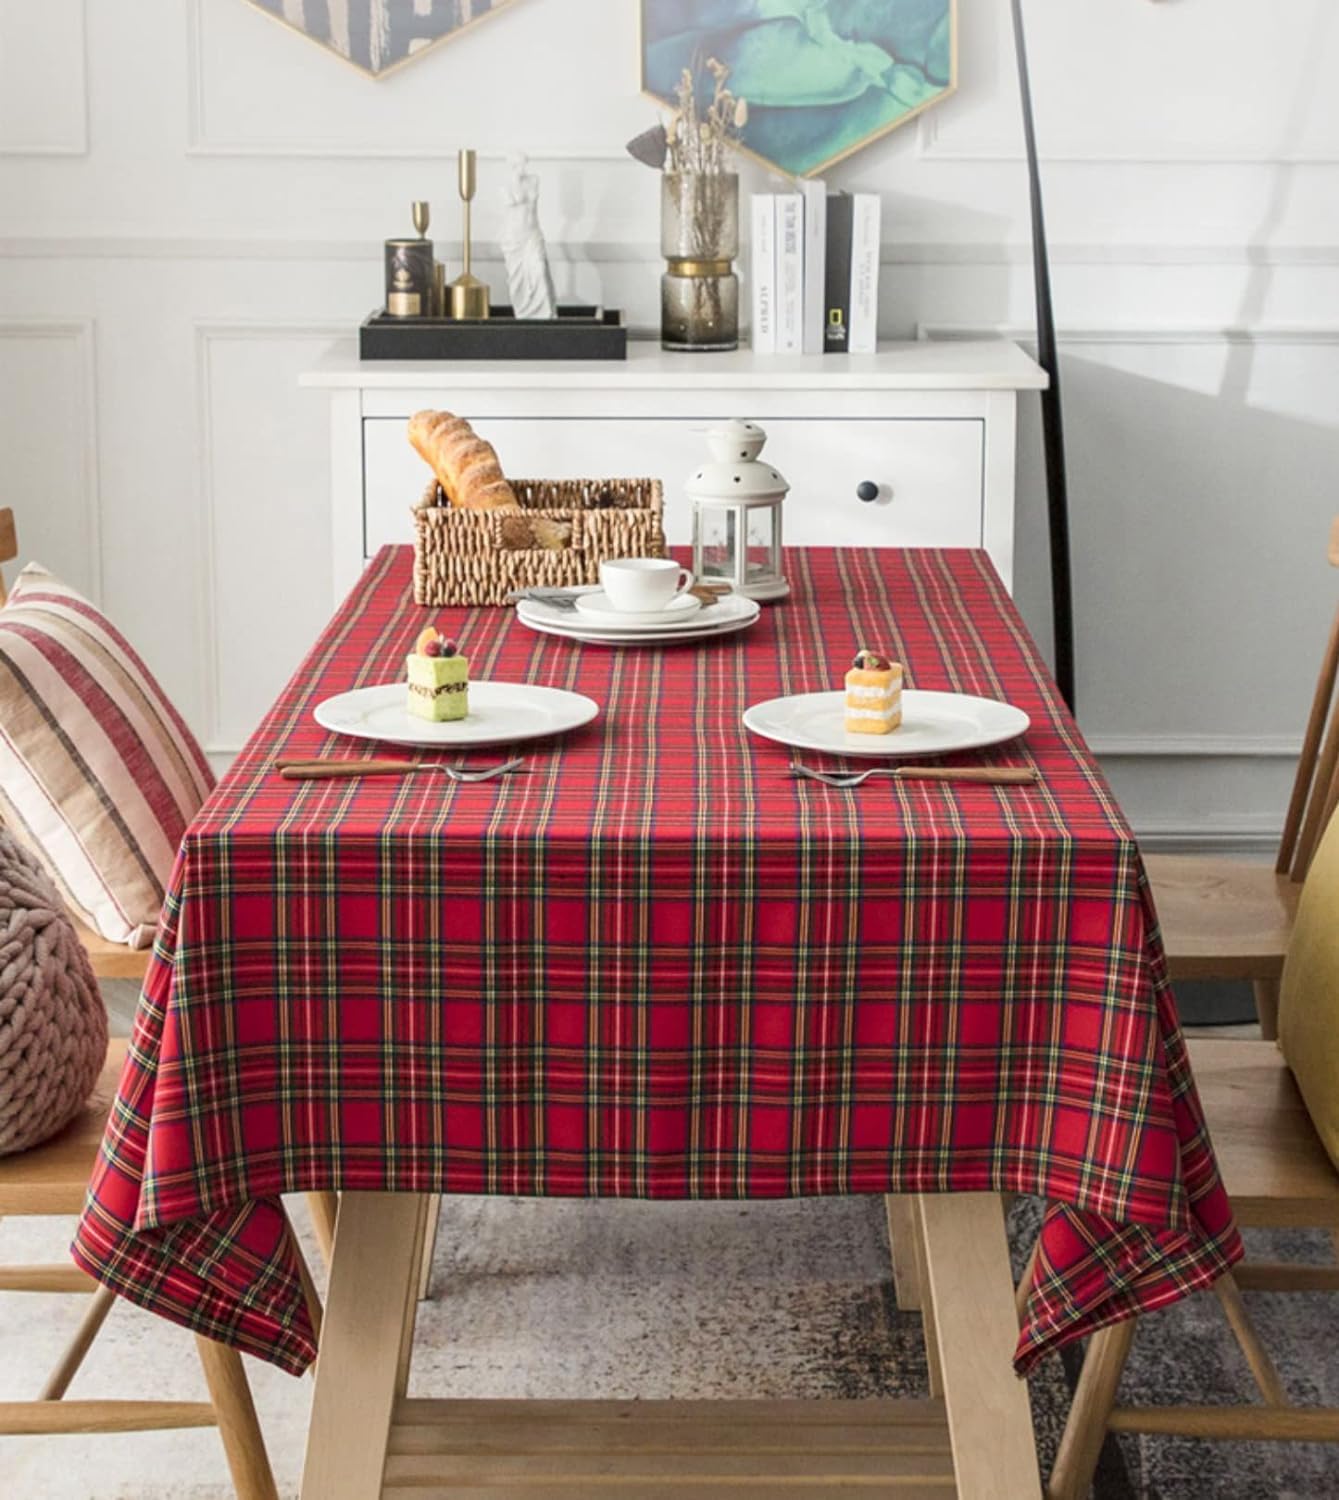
1010;0;1076;712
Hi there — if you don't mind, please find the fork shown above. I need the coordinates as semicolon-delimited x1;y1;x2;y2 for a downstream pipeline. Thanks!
277;757;525;783
789;763;1038;789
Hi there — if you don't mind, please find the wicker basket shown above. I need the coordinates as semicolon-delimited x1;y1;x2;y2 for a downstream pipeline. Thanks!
412;476;666;606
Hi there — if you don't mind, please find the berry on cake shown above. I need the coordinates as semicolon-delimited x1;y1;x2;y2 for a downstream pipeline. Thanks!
407;626;468;722
845;649;903;735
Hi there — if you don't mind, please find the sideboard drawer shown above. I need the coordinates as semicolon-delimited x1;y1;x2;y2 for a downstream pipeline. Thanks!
361;417;985;557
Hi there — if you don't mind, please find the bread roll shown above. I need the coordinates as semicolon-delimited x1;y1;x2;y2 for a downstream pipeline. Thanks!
408;410;518;512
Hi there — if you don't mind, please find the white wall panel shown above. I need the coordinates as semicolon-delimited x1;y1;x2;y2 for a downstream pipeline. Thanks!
0;321;99;595
0;0;86;155
196;323;341;751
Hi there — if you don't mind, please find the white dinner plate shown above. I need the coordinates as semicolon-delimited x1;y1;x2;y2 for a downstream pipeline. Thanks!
742;689;1031;760
574;590;701;627
518;594;761;647
314;680;599;748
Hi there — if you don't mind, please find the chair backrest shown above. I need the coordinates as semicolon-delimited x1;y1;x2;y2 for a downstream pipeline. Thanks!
1276;516;1339;882
1278;804;1339;1171
0;508;16;607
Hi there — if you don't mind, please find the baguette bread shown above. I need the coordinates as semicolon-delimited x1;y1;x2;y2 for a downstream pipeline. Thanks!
408;410;518;512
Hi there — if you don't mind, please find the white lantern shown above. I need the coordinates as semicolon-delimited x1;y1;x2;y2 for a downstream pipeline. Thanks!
686;419;790;601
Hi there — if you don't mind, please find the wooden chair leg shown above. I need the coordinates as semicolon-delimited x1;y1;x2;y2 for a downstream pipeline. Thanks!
195;1335;280;1500
884;1195;923;1311
1214;1275;1288;1406
1046;1320;1136;1500
306;1191;339;1267
1252;978;1281;1042
38;1283;117;1400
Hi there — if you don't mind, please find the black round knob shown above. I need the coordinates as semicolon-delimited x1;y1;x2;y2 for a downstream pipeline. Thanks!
856;480;879;503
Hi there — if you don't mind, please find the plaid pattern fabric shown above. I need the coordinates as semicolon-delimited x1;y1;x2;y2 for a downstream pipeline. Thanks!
73;547;1240;1377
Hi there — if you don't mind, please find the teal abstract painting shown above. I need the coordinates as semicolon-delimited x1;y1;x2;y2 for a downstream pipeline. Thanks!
641;1;956;178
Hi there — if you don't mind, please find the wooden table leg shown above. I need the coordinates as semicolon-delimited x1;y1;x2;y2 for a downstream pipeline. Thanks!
883;1195;923;1311
306;1191;339;1268
300;1192;428;1500
418;1195;441;1302
909;1198;942;1398
919;1193;1043;1500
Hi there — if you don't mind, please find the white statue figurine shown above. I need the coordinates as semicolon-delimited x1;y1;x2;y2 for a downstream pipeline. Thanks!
500;153;557;320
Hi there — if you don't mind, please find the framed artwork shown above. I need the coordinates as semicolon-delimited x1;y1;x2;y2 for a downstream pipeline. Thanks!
641;1;957;178
244;0;525;79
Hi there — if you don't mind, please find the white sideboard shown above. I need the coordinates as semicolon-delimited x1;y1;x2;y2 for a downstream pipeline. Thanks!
300;341;1048;602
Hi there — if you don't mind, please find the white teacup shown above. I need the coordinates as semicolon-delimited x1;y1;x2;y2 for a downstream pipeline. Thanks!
600;557;695;613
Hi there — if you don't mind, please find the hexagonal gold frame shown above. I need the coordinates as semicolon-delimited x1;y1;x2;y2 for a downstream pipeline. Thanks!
238;0;528;81
639;0;958;180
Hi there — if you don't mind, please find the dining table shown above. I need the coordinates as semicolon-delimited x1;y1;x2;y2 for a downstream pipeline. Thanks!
72;544;1242;1499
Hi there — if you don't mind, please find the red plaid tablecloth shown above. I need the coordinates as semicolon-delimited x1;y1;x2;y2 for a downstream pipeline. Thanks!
73;546;1240;1376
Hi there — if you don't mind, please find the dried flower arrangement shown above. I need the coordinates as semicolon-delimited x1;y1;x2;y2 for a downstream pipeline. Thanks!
627;58;749;350
626;58;747;173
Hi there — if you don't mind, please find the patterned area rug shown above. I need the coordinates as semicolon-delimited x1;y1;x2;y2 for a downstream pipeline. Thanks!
2;1195;1336;1496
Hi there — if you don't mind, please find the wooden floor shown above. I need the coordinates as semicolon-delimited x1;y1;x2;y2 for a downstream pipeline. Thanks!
382;1397;956;1496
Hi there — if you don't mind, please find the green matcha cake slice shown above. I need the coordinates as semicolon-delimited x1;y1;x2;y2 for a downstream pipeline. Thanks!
406;650;468;721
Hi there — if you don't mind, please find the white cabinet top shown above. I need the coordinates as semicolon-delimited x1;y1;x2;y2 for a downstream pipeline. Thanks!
299;338;1048;393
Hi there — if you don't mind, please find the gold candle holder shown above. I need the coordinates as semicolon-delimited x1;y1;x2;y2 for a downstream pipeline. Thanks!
448;149;490;321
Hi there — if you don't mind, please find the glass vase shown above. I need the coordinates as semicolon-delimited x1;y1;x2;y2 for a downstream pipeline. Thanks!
660;171;739;352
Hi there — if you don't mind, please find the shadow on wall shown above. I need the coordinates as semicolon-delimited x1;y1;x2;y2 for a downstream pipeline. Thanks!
1010;346;1339;747
1218;0;1336;409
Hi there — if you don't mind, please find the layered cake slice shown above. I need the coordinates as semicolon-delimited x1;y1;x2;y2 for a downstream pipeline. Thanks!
407;626;468;722
844;649;903;735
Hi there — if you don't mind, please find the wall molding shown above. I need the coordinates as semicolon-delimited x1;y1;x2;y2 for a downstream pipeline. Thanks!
7;236;1339;270
920;321;1339;348
1089;734;1300;759
1132;821;1279;856
0;0;89;158
194;319;347;752
0;318;101;600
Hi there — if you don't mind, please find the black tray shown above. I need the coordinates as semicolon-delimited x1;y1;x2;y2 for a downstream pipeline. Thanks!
359;306;627;362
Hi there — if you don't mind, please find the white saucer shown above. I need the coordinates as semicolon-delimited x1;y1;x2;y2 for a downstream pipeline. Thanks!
518;593;760;647
574;591;701;627
742;690;1031;760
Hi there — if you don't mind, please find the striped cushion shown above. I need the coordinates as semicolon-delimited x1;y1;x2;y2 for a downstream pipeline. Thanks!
0;565;214;948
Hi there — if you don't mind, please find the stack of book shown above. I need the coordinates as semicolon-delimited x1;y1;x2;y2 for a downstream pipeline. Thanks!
750;185;881;356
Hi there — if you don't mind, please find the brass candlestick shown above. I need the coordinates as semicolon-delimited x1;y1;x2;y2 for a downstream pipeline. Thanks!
448;149;490;321
412;200;430;238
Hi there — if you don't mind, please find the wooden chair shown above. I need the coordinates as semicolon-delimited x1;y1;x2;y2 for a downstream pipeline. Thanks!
0;505;345;1274
1046;828;1339;1499
1141;515;1339;1038
0;1039;281;1498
